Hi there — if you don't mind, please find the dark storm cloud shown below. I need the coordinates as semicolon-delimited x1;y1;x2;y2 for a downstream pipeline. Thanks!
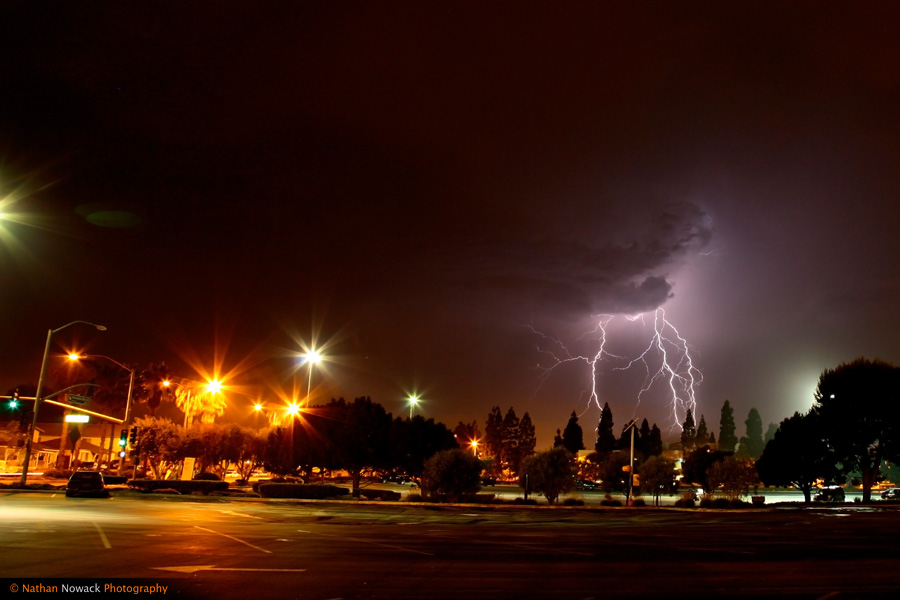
462;201;711;318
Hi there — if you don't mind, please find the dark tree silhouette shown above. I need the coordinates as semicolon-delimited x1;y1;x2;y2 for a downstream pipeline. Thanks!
595;402;616;456
718;400;738;453
682;445;730;490
680;409;696;452
484;406;503;474
521;447;575;504
561;410;585;455
756;411;837;502
814;357;900;502
518;412;537;461
738;408;765;459
695;414;710;446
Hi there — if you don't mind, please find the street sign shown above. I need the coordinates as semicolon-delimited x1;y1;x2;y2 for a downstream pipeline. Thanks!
68;394;90;406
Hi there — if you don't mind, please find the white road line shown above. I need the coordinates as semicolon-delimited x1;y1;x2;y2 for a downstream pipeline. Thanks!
92;522;112;549
296;529;433;556
194;526;272;554
219;510;266;520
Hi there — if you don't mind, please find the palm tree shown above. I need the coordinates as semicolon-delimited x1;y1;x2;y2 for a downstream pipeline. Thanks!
175;382;227;428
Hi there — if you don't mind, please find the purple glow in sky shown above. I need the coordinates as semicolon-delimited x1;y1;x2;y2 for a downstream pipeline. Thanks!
2;3;900;446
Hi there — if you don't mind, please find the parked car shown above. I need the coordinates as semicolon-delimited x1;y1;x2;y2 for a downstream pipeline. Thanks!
575;479;598;491
881;488;900;500
66;471;109;498
814;485;845;503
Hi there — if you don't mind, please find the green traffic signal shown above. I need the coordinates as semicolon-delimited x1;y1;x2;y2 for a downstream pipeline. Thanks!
8;399;18;410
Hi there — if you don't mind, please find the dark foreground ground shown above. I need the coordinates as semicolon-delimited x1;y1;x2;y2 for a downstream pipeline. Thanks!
2;491;898;599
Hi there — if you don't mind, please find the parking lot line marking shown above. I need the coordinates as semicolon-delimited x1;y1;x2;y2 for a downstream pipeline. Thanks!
92;522;112;549
154;565;305;574
194;526;272;554
296;529;434;556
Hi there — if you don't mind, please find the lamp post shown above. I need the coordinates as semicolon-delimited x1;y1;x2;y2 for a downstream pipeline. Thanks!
302;350;322;408
287;402;301;474
19;320;106;486
623;418;639;505
408;395;419;420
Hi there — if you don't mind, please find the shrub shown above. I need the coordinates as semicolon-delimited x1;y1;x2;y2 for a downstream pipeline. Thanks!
43;468;72;479
358;489;401;501
256;483;349;499
127;479;229;495
631;498;646;507
600;498;623;507
513;497;538;505
673;498;695;508
192;472;221;481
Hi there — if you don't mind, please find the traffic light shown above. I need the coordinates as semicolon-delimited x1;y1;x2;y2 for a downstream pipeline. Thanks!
119;429;128;447
8;391;19;410
129;426;139;447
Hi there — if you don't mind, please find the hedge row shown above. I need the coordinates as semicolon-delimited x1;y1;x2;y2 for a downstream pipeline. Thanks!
257;483;350;499
127;479;229;495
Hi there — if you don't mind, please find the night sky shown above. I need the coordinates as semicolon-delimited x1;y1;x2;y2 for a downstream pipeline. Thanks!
2;3;900;447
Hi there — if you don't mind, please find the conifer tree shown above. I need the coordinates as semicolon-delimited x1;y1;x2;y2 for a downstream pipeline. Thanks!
561;410;585;455
718;400;738;452
680;408;696;452
594;402;616;456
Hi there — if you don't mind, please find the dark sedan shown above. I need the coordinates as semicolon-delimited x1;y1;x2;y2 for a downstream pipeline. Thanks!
66;471;109;498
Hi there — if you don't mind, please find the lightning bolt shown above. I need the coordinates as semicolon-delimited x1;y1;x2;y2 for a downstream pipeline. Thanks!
531;308;701;430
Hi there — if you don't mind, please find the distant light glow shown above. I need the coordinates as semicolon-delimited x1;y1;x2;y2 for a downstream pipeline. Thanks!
207;380;222;394
65;414;90;423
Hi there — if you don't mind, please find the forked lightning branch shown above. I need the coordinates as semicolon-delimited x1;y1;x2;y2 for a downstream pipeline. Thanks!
530;308;701;429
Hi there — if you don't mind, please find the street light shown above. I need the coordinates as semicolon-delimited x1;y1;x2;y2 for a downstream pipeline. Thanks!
470;439;478;457
623;418;639;505
301;350;322;408
408;395;419;420
20;320;106;485
68;353;136;475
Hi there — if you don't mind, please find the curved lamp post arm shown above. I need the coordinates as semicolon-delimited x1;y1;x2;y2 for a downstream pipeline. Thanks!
19;321;106;486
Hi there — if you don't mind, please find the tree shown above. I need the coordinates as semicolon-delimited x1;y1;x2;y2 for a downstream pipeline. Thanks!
131;417;183;479
707;456;759;501
520;447;576;504
316;397;394;497
695;414;710;446
174;382;227;428
452;420;481;447
561;410;585;455
737;408;765;459
764;422;778;444
500;407;521;476
553;429;563;447
682;445;730;491
518;412;537;460
718;400;738;453
680;409;696;452
484;406;504;475
814;357;900;502
393;416;457;479
639;455;676;506
636;418;652;458
595;402;616;456
756;411;837;502
134;362;175;417
597;452;630;493
421;448;483;502
646;424;663;457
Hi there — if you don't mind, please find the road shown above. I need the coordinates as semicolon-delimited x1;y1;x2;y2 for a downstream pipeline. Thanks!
2;491;899;599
